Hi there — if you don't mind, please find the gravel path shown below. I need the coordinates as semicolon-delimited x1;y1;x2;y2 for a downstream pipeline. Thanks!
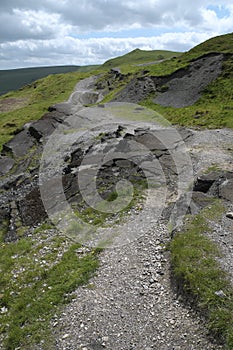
0;73;232;350
48;77;232;350
53;221;221;350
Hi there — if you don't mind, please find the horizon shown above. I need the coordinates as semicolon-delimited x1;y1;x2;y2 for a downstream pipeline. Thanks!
0;1;232;70
0;48;184;71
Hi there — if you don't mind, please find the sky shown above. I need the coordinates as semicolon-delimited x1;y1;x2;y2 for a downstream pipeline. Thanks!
0;0;232;70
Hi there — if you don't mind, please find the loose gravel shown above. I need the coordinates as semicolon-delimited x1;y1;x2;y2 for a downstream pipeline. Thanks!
52;221;222;350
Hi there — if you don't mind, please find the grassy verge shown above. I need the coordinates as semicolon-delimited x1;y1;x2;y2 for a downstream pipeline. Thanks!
170;200;233;348
0;230;100;349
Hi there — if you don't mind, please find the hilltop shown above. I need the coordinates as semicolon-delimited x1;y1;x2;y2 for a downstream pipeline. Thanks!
102;48;181;67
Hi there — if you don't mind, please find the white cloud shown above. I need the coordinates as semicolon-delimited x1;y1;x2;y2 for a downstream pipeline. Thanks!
0;32;215;69
0;0;232;69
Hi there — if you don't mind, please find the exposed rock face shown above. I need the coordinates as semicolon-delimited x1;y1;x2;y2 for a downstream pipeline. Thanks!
2;129;35;158
0;112;192;242
113;53;225;107
153;53;224;107
28;111;66;142
0;74;232;246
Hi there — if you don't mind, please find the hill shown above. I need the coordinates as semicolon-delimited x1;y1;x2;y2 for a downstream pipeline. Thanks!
183;32;233;60
102;48;182;68
0;33;233;350
0;65;99;96
101;32;233;129
0;32;233;151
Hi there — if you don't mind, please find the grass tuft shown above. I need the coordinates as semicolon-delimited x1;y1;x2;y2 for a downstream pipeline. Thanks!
0;233;99;349
170;201;233;348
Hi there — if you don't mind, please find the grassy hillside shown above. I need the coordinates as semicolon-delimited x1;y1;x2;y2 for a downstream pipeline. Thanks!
1;32;233;152
101;33;233;129
102;48;182;68
0;33;233;350
0;68;101;150
183;32;233;61
0;65;99;96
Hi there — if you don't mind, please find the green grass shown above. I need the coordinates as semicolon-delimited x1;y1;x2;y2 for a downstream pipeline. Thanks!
0;69;102;151
139;55;233;129
170;200;233;348
203;164;222;174
100;33;233;129
73;178;148;227
0;65;100;96
0;232;99;349
102;48;182;68
182;32;233;62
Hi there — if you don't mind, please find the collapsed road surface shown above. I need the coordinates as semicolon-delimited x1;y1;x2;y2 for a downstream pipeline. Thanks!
0;76;232;350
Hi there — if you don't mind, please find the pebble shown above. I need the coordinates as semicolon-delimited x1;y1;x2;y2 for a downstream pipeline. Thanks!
226;212;233;219
62;334;70;340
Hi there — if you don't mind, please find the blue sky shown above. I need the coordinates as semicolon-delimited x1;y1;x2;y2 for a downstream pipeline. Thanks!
0;0;232;69
207;4;230;18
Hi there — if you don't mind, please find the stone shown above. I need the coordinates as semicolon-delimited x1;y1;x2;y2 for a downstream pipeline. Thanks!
62;333;70;339
17;187;47;226
28;111;65;142
214;290;226;298
191;192;216;213
226;212;233;220
51;102;72;115
0;156;15;175
219;178;233;202
2;129;35;157
193;171;222;193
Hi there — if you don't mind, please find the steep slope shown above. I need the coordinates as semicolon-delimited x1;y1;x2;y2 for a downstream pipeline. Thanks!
102;33;233;128
183;32;233;61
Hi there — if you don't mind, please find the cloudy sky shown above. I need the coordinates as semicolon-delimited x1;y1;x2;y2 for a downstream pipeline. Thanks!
0;0;232;69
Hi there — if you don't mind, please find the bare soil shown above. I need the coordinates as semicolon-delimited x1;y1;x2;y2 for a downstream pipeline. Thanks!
0;97;29;113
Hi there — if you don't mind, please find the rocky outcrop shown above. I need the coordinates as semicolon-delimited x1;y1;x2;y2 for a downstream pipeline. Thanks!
0;117;192;242
0;74;232;245
113;53;225;107
193;170;233;202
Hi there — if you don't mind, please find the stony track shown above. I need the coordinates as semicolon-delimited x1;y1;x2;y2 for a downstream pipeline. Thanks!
49;77;233;350
53;222;222;350
1;75;232;350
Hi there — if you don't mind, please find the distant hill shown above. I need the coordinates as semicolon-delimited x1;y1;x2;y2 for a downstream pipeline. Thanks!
0;65;99;96
102;48;182;68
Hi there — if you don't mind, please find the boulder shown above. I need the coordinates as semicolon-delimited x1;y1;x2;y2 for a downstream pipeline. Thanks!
191;192;215;214
28;111;65;142
193;171;223;193
2;130;35;158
